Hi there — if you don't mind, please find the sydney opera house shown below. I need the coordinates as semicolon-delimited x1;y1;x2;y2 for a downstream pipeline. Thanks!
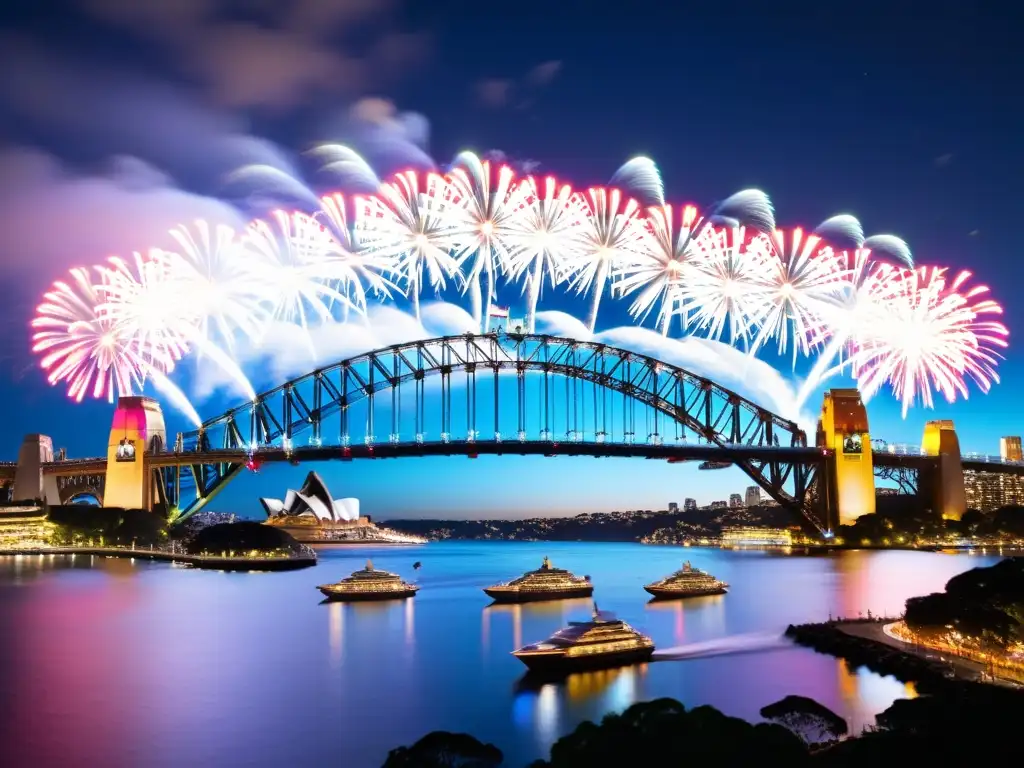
261;472;424;544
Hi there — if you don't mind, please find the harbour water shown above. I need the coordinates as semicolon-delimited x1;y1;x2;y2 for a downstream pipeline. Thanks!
0;542;1002;767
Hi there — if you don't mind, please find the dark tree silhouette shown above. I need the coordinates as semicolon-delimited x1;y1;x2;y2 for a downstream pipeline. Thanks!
760;695;848;744
185;522;302;556
382;731;503;767
529;698;808;768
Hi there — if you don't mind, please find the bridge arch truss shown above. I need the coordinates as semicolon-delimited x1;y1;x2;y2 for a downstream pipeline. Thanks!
159;333;827;529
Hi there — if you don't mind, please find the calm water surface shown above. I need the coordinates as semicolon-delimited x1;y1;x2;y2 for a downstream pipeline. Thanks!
0;543;1002;767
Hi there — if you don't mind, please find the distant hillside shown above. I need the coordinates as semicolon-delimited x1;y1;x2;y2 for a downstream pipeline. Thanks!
384;505;796;542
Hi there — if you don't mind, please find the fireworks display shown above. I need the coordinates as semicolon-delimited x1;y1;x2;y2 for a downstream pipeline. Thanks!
29;150;1009;425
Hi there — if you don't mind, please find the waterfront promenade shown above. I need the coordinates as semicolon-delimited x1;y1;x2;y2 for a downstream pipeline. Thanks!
0;545;316;571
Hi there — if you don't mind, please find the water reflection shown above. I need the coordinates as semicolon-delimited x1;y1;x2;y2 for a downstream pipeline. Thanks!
514;665;649;749
0;545;1001;768
328;602;343;667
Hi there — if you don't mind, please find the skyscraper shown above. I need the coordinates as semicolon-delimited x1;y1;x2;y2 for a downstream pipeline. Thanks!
729;493;742;508
1000;436;1022;462
684;498;697;512
744;485;761;507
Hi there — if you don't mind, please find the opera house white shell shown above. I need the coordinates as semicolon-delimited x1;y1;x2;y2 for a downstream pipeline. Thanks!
260;472;360;523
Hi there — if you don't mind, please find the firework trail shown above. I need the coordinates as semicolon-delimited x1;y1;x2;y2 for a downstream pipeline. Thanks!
610;156;665;207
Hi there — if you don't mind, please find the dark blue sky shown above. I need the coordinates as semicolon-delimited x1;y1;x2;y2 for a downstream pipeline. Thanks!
0;1;1020;517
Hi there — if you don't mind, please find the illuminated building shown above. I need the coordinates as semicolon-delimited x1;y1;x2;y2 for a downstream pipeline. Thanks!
964;470;1024;512
721;527;793;547
262;471;425;544
744;486;761;507
1000;437;1022;463
729;493;742;508
0;506;53;549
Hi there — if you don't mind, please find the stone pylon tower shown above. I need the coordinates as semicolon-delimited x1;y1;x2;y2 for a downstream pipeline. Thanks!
817;388;875;527
104;396;167;510
12;434;56;503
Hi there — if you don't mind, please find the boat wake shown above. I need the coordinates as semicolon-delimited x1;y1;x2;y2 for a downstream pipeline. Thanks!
653;632;790;661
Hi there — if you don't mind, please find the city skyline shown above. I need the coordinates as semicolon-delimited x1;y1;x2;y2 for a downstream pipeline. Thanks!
1;2;1021;519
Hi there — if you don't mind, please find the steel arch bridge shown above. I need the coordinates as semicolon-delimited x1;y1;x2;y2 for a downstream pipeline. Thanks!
157;332;828;529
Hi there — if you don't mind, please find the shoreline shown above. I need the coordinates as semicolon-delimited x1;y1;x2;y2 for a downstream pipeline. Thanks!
0;547;316;571
786;618;1021;689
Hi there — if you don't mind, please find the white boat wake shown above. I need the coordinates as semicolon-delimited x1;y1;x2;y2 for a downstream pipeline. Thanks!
653;632;790;661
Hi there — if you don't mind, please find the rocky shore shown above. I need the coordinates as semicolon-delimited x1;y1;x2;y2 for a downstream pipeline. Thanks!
785;619;956;692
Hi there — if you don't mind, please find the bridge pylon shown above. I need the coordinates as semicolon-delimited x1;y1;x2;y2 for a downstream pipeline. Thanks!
13;434;58;503
920;420;966;520
817;388;875;528
104;396;167;511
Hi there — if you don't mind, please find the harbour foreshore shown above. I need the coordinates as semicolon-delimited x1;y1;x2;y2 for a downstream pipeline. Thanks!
0;546;316;571
786;618;1022;688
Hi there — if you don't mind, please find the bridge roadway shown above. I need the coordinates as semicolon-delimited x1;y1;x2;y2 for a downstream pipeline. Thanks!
2;443;1021;487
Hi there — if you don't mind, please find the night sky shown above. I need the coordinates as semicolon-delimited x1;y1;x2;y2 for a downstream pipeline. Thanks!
1;1;1021;518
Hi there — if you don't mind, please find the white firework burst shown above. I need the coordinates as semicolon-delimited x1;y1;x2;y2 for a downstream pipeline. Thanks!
446;152;518;332
354;171;465;322
615;204;703;335
314;193;400;317
504;176;587;332
243;210;359;332
566;187;647;333
747;228;849;363
162;220;270;349
681;226;765;345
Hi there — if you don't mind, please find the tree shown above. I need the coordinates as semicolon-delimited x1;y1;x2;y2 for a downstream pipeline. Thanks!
532;698;808;767
383;731;503;768
185;522;302;556
760;695;848;744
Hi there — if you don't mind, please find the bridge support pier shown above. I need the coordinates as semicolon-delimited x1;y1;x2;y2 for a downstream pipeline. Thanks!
104;397;167;510
920;420;966;520
817;389;875;529
13;434;58;504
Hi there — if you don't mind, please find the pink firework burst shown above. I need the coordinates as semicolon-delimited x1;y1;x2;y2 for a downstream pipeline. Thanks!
852;267;1009;417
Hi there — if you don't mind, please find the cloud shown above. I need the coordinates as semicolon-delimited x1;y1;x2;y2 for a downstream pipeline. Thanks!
474;60;563;110
934;152;954;168
527;60;562;86
476;79;514;109
73;0;431;109
184;23;364;110
0;147;245;283
0;37;297;187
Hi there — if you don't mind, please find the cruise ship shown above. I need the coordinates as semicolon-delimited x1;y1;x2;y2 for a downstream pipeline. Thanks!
512;606;655;674
644;561;728;599
483;557;593;603
317;560;419;602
